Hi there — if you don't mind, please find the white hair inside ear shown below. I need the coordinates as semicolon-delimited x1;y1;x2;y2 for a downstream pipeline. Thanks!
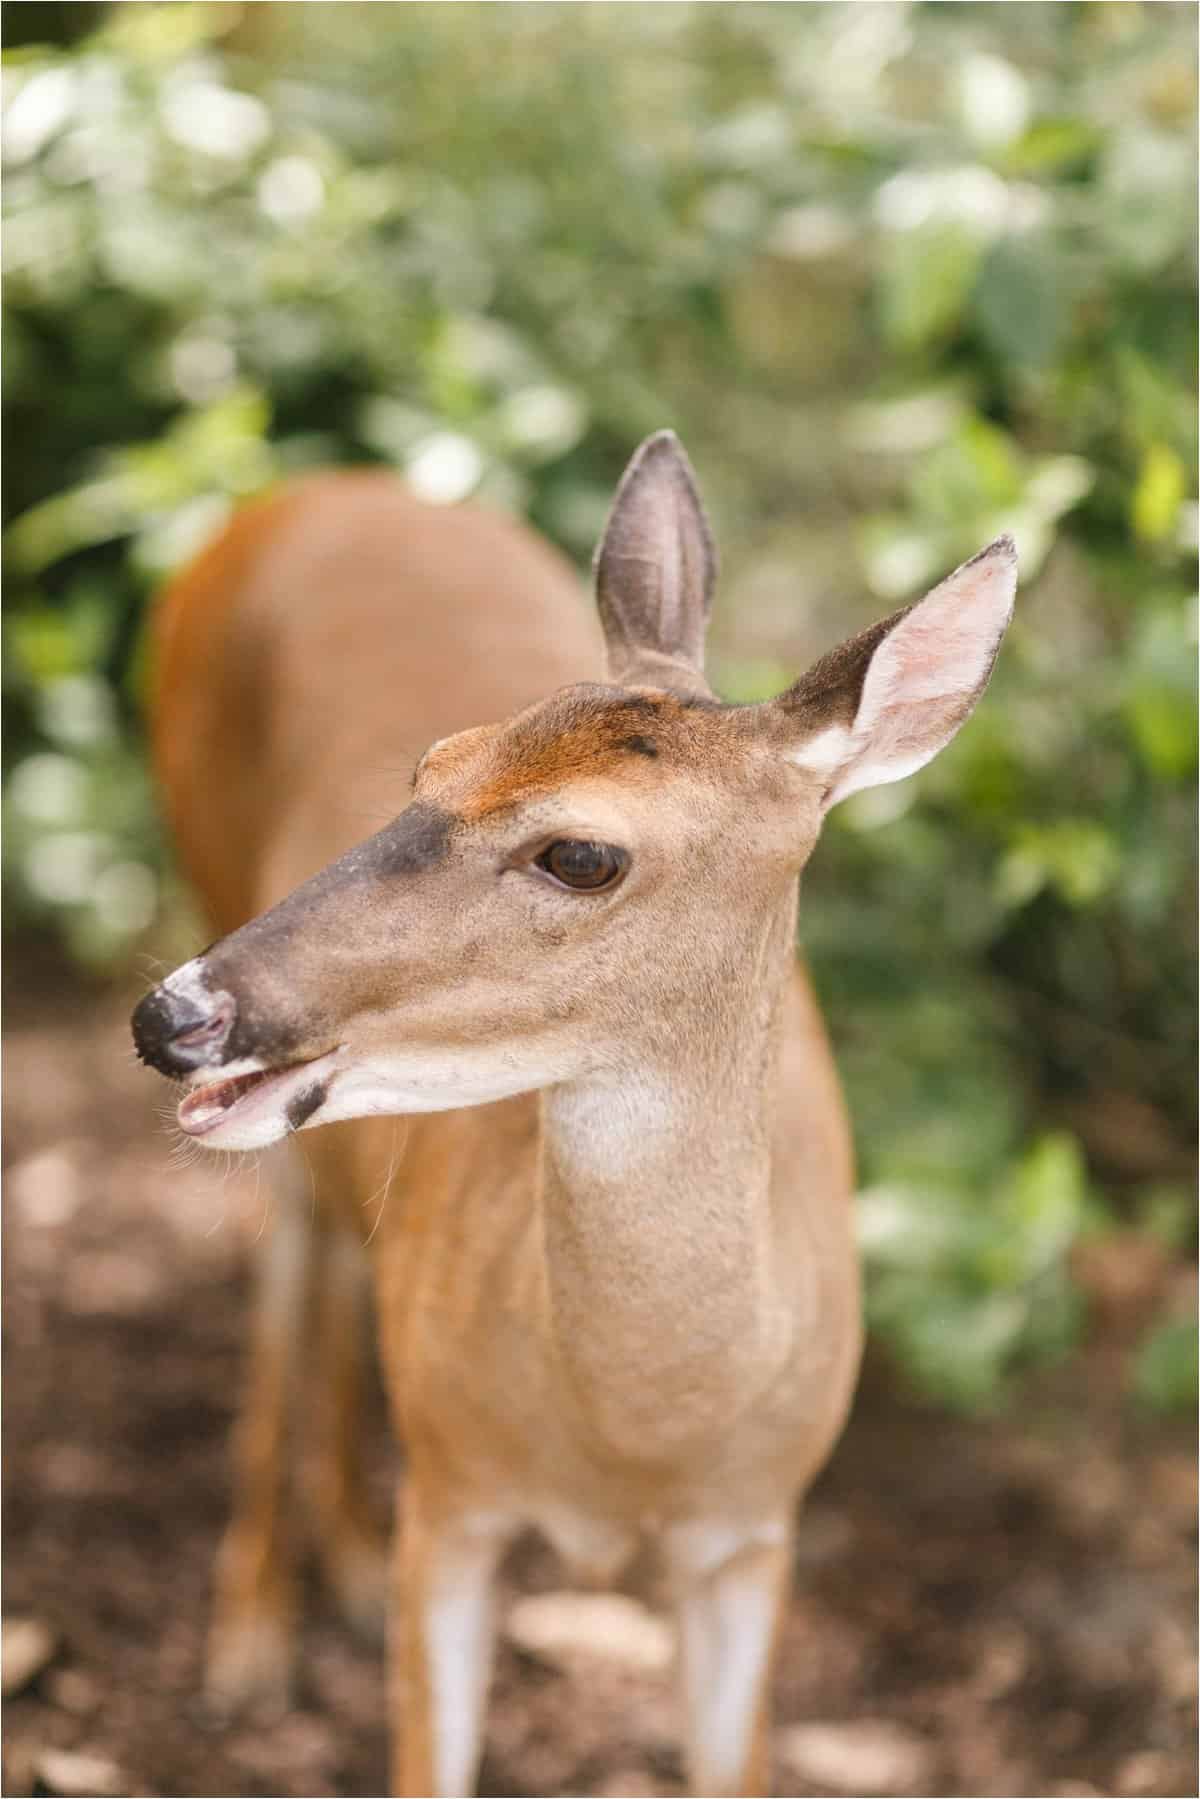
786;536;1017;810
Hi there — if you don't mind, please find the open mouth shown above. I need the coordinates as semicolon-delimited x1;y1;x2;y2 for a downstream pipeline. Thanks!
178;1052;339;1141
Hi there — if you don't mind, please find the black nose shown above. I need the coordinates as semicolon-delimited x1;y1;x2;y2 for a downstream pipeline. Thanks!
131;983;236;1078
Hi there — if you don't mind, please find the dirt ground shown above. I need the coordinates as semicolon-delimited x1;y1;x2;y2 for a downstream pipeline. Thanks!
3;950;1196;1799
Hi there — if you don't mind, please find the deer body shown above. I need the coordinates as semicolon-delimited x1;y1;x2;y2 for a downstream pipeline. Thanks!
136;445;1015;1795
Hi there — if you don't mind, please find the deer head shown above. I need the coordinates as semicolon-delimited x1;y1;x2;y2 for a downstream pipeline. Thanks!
132;433;1016;1150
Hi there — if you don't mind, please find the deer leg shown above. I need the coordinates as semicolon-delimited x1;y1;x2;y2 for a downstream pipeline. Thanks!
206;1149;313;1713
667;1519;791;1798
307;1217;388;1642
391;1475;509;1798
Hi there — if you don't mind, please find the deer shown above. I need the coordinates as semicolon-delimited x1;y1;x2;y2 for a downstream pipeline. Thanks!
131;433;1016;1797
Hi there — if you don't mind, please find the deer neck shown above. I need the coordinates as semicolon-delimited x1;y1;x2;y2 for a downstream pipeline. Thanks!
537;880;798;1460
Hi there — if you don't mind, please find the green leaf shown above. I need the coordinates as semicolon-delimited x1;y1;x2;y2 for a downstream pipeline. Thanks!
1002;117;1102;177
1001;1133;1088;1278
1125;683;1197;779
1131;442;1187;543
1134;1317;1199;1414
998;822;1122;910
878;224;983;353
974;238;1065;368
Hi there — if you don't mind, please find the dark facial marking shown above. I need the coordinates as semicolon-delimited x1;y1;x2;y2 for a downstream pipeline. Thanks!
373;801;454;875
212;799;456;975
194;801;456;1066
618;734;658;757
286;1081;328;1132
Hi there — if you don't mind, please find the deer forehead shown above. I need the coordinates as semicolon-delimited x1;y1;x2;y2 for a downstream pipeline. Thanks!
418;685;746;825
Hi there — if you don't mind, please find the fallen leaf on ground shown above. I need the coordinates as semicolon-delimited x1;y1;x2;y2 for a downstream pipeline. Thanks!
506;1592;674;1674
34;1748;126;1796
777;1719;934;1795
2;1616;57;1696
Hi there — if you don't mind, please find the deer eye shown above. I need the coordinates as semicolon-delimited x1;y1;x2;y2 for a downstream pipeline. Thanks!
536;840;626;892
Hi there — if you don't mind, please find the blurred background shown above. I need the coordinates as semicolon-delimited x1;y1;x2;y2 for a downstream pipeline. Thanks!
3;5;1196;1797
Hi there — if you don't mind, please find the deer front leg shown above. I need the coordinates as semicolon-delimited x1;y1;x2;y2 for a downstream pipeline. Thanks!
666;1517;791;1798
206;1162;313;1714
391;1475;510;1798
307;1218;388;1643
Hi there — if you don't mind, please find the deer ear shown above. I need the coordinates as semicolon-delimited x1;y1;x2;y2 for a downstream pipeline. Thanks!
593;431;717;689
774;536;1017;811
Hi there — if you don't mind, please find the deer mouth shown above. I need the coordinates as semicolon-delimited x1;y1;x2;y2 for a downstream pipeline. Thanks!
178;1051;340;1143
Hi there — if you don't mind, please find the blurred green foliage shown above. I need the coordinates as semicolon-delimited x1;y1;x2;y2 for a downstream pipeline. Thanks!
4;2;1196;1406
1135;1315;1199;1415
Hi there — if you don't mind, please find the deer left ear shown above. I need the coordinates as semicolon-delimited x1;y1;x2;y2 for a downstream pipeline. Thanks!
593;430;717;692
772;536;1017;811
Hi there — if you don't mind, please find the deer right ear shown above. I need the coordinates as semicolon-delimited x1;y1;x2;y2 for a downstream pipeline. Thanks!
593;431;717;691
770;536;1018;811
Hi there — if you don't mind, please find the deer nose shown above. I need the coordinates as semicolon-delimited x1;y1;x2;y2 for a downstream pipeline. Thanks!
131;982;237;1078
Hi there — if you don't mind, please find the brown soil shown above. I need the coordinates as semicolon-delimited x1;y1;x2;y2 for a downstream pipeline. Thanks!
3;951;1196;1798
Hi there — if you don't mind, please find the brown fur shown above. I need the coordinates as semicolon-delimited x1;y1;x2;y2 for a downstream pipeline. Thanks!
450;687;743;819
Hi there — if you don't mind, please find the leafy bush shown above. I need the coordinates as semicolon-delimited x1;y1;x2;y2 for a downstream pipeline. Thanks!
4;1;1195;1403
